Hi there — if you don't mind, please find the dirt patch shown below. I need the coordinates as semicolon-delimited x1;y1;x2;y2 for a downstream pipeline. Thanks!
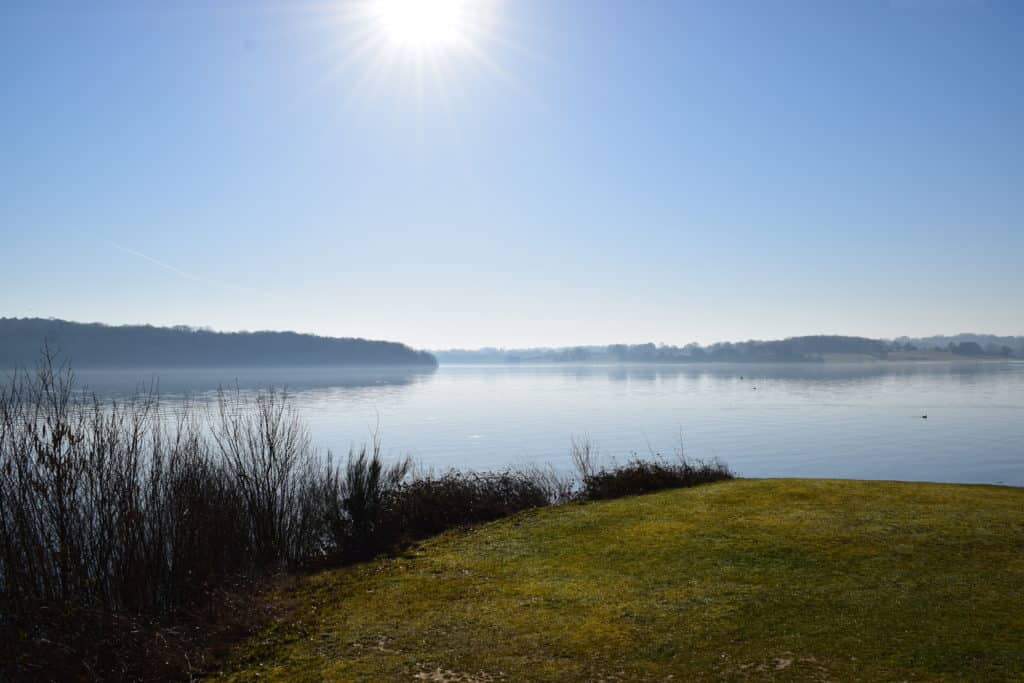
414;667;502;682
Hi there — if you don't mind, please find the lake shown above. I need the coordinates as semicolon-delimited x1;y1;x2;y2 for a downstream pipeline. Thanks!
65;361;1024;486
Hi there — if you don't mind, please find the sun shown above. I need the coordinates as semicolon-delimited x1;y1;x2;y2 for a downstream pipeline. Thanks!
371;0;470;51
317;0;507;105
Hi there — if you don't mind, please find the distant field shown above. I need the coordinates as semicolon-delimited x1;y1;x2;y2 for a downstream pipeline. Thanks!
216;480;1024;682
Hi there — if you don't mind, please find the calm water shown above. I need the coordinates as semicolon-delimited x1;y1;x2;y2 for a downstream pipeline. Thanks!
66;362;1024;486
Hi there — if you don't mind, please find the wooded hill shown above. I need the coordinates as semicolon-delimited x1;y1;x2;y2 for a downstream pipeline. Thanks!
0;318;437;368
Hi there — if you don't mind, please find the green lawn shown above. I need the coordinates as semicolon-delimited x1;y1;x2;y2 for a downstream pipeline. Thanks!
215;479;1024;681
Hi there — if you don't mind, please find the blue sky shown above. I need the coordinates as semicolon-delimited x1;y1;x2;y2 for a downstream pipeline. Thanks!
2;0;1021;348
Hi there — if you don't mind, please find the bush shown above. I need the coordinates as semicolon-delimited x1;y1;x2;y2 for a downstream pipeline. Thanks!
571;435;733;501
320;457;563;561
0;353;332;679
211;387;326;567
335;441;412;560
384;469;554;544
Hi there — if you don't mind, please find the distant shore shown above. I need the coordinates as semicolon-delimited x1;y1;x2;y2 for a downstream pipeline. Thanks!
434;334;1023;364
438;353;1019;365
0;318;438;369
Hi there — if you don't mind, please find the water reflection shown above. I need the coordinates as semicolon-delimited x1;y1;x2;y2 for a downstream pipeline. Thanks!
50;361;1024;486
469;361;1019;384
66;361;1020;396
70;365;438;398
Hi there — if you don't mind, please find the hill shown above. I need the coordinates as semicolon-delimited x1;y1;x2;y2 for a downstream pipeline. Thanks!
219;479;1024;681
0;318;437;368
434;334;1024;363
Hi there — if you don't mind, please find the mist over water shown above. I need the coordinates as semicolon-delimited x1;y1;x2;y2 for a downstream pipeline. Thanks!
63;361;1024;486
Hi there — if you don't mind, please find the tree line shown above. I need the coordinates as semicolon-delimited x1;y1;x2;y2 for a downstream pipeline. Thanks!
435;334;1024;364
0;318;437;368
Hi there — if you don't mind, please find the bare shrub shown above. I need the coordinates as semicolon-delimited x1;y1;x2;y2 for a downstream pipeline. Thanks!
571;434;733;501
570;434;598;481
337;439;412;559
0;354;328;679
211;387;324;566
383;469;552;545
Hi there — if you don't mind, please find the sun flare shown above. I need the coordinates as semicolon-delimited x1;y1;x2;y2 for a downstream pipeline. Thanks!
320;0;507;105
372;0;469;50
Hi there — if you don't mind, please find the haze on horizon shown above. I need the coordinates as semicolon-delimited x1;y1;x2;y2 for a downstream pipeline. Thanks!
2;1;1022;350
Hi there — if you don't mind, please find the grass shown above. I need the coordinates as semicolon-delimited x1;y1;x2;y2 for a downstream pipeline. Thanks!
215;479;1024;682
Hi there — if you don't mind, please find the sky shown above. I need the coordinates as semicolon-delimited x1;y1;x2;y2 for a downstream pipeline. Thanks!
1;0;1022;349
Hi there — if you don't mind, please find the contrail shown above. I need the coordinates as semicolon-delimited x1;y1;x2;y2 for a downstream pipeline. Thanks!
108;241;206;283
106;241;287;302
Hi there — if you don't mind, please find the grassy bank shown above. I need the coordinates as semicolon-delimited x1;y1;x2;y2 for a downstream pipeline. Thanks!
217;479;1024;682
